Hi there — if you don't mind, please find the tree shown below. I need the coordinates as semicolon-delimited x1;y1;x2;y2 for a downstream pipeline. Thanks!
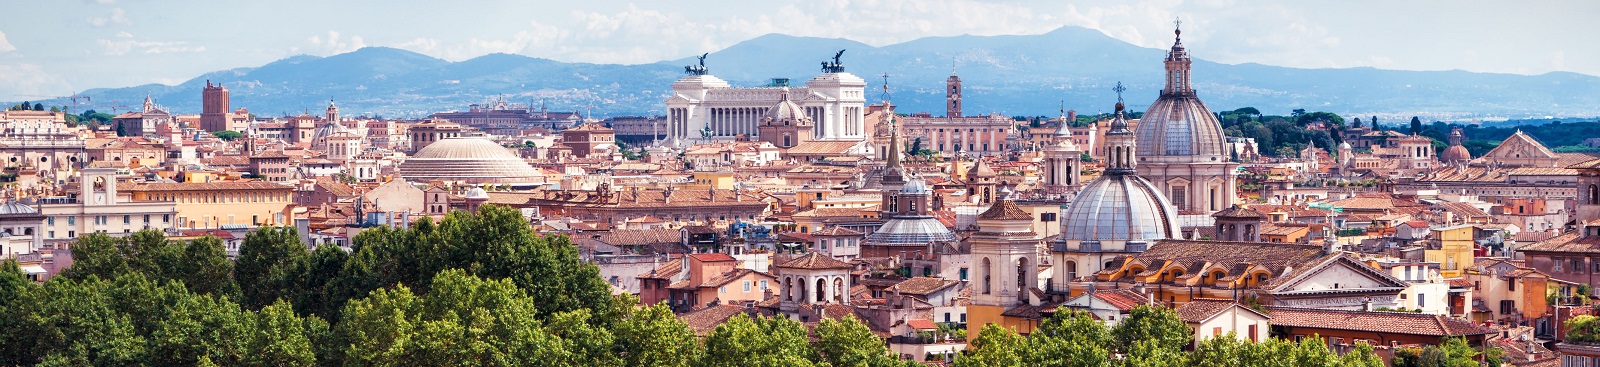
1351;117;1363;129
697;314;816;367
615;303;700;367
814;316;909;367
1030;308;1112;367
235;226;308;310
1390;337;1482;367
246;301;318;367
1111;305;1191;353
335;269;566;366
955;324;1027;367
32;103;43;111
212;130;243;141
1410;116;1423;135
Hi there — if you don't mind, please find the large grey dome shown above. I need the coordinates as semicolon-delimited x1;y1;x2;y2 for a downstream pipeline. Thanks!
1060;174;1180;241
1136;96;1226;158
399;137;542;184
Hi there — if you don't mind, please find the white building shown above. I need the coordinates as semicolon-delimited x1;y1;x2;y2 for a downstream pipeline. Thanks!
38;168;178;245
1376;259;1454;315
664;61;866;144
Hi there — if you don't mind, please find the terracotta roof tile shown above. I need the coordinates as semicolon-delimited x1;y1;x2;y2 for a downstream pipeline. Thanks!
776;252;853;270
1175;298;1256;323
689;253;737;262
1264;306;1492;337
977;199;1031;220
679;304;748;336
887;277;958;296
906;319;938;330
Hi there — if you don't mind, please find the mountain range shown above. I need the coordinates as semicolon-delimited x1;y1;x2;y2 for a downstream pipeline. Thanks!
19;26;1600;121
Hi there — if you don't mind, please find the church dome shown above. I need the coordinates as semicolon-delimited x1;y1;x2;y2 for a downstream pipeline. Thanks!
899;176;930;194
1136;25;1226;159
1441;145;1471;161
399;137;542;184
464;187;490;199
767;89;807;122
1136;97;1227;158
1059;173;1180;241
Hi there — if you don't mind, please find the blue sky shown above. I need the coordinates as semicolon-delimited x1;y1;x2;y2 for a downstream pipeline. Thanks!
0;0;1592;100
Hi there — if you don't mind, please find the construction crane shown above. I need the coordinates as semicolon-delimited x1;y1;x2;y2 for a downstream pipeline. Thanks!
13;92;91;115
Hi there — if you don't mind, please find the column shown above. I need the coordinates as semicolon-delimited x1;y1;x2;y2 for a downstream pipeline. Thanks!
839;276;849;304
824;277;835;303
806;276;816;304
990;128;999;152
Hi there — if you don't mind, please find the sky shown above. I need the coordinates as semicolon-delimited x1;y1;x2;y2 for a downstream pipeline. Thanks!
0;0;1593;101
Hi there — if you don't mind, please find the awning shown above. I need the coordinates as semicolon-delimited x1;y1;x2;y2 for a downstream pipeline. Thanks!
19;265;46;275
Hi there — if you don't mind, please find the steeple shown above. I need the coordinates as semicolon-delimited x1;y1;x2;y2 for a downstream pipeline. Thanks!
1106;82;1137;175
1163;17;1193;96
882;75;905;187
142;93;154;112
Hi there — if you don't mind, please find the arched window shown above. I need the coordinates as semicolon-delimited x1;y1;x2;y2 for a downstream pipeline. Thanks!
815;278;827;304
1063;261;1078;282
1590;184;1599;205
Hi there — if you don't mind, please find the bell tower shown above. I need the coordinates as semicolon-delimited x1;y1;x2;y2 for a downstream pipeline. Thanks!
946;66;962;118
80;168;119;206
966;190;1041;340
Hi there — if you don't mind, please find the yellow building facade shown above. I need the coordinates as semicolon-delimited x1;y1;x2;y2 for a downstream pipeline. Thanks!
125;181;294;230
1426;225;1475;277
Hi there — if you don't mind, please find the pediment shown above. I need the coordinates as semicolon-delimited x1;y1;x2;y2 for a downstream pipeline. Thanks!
1272;256;1407;293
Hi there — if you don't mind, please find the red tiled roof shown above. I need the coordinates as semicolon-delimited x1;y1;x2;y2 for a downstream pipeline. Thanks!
776;252;853;270
906;319;938;330
887;277;958;296
638;259;682;280
689;253;737;262
1089;289;1149;311
1264;306;1492;337
678;304;748;336
1175;299;1262;323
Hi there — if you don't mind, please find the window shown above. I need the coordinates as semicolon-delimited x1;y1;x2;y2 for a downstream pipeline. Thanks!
1419;294;1425;308
743;281;751;292
1500;300;1515;314
759;280;768;290
1212;327;1222;336
1247;325;1258;342
1574;259;1586;274
720;286;726;294
944;313;952;323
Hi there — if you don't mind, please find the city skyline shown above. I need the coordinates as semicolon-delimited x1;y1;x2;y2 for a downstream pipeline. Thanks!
0;0;1594;99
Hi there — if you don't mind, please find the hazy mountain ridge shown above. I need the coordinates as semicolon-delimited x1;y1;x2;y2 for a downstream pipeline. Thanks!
18;26;1600;120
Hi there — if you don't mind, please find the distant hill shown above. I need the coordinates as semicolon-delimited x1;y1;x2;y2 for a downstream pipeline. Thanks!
16;26;1600;120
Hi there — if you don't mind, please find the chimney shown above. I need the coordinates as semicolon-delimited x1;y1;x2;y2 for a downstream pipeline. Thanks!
1362;298;1373;312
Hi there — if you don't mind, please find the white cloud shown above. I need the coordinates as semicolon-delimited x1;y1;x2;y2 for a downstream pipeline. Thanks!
96;35;205;56
307;31;366;55
85;7;131;27
0;64;73;99
0;31;15;52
